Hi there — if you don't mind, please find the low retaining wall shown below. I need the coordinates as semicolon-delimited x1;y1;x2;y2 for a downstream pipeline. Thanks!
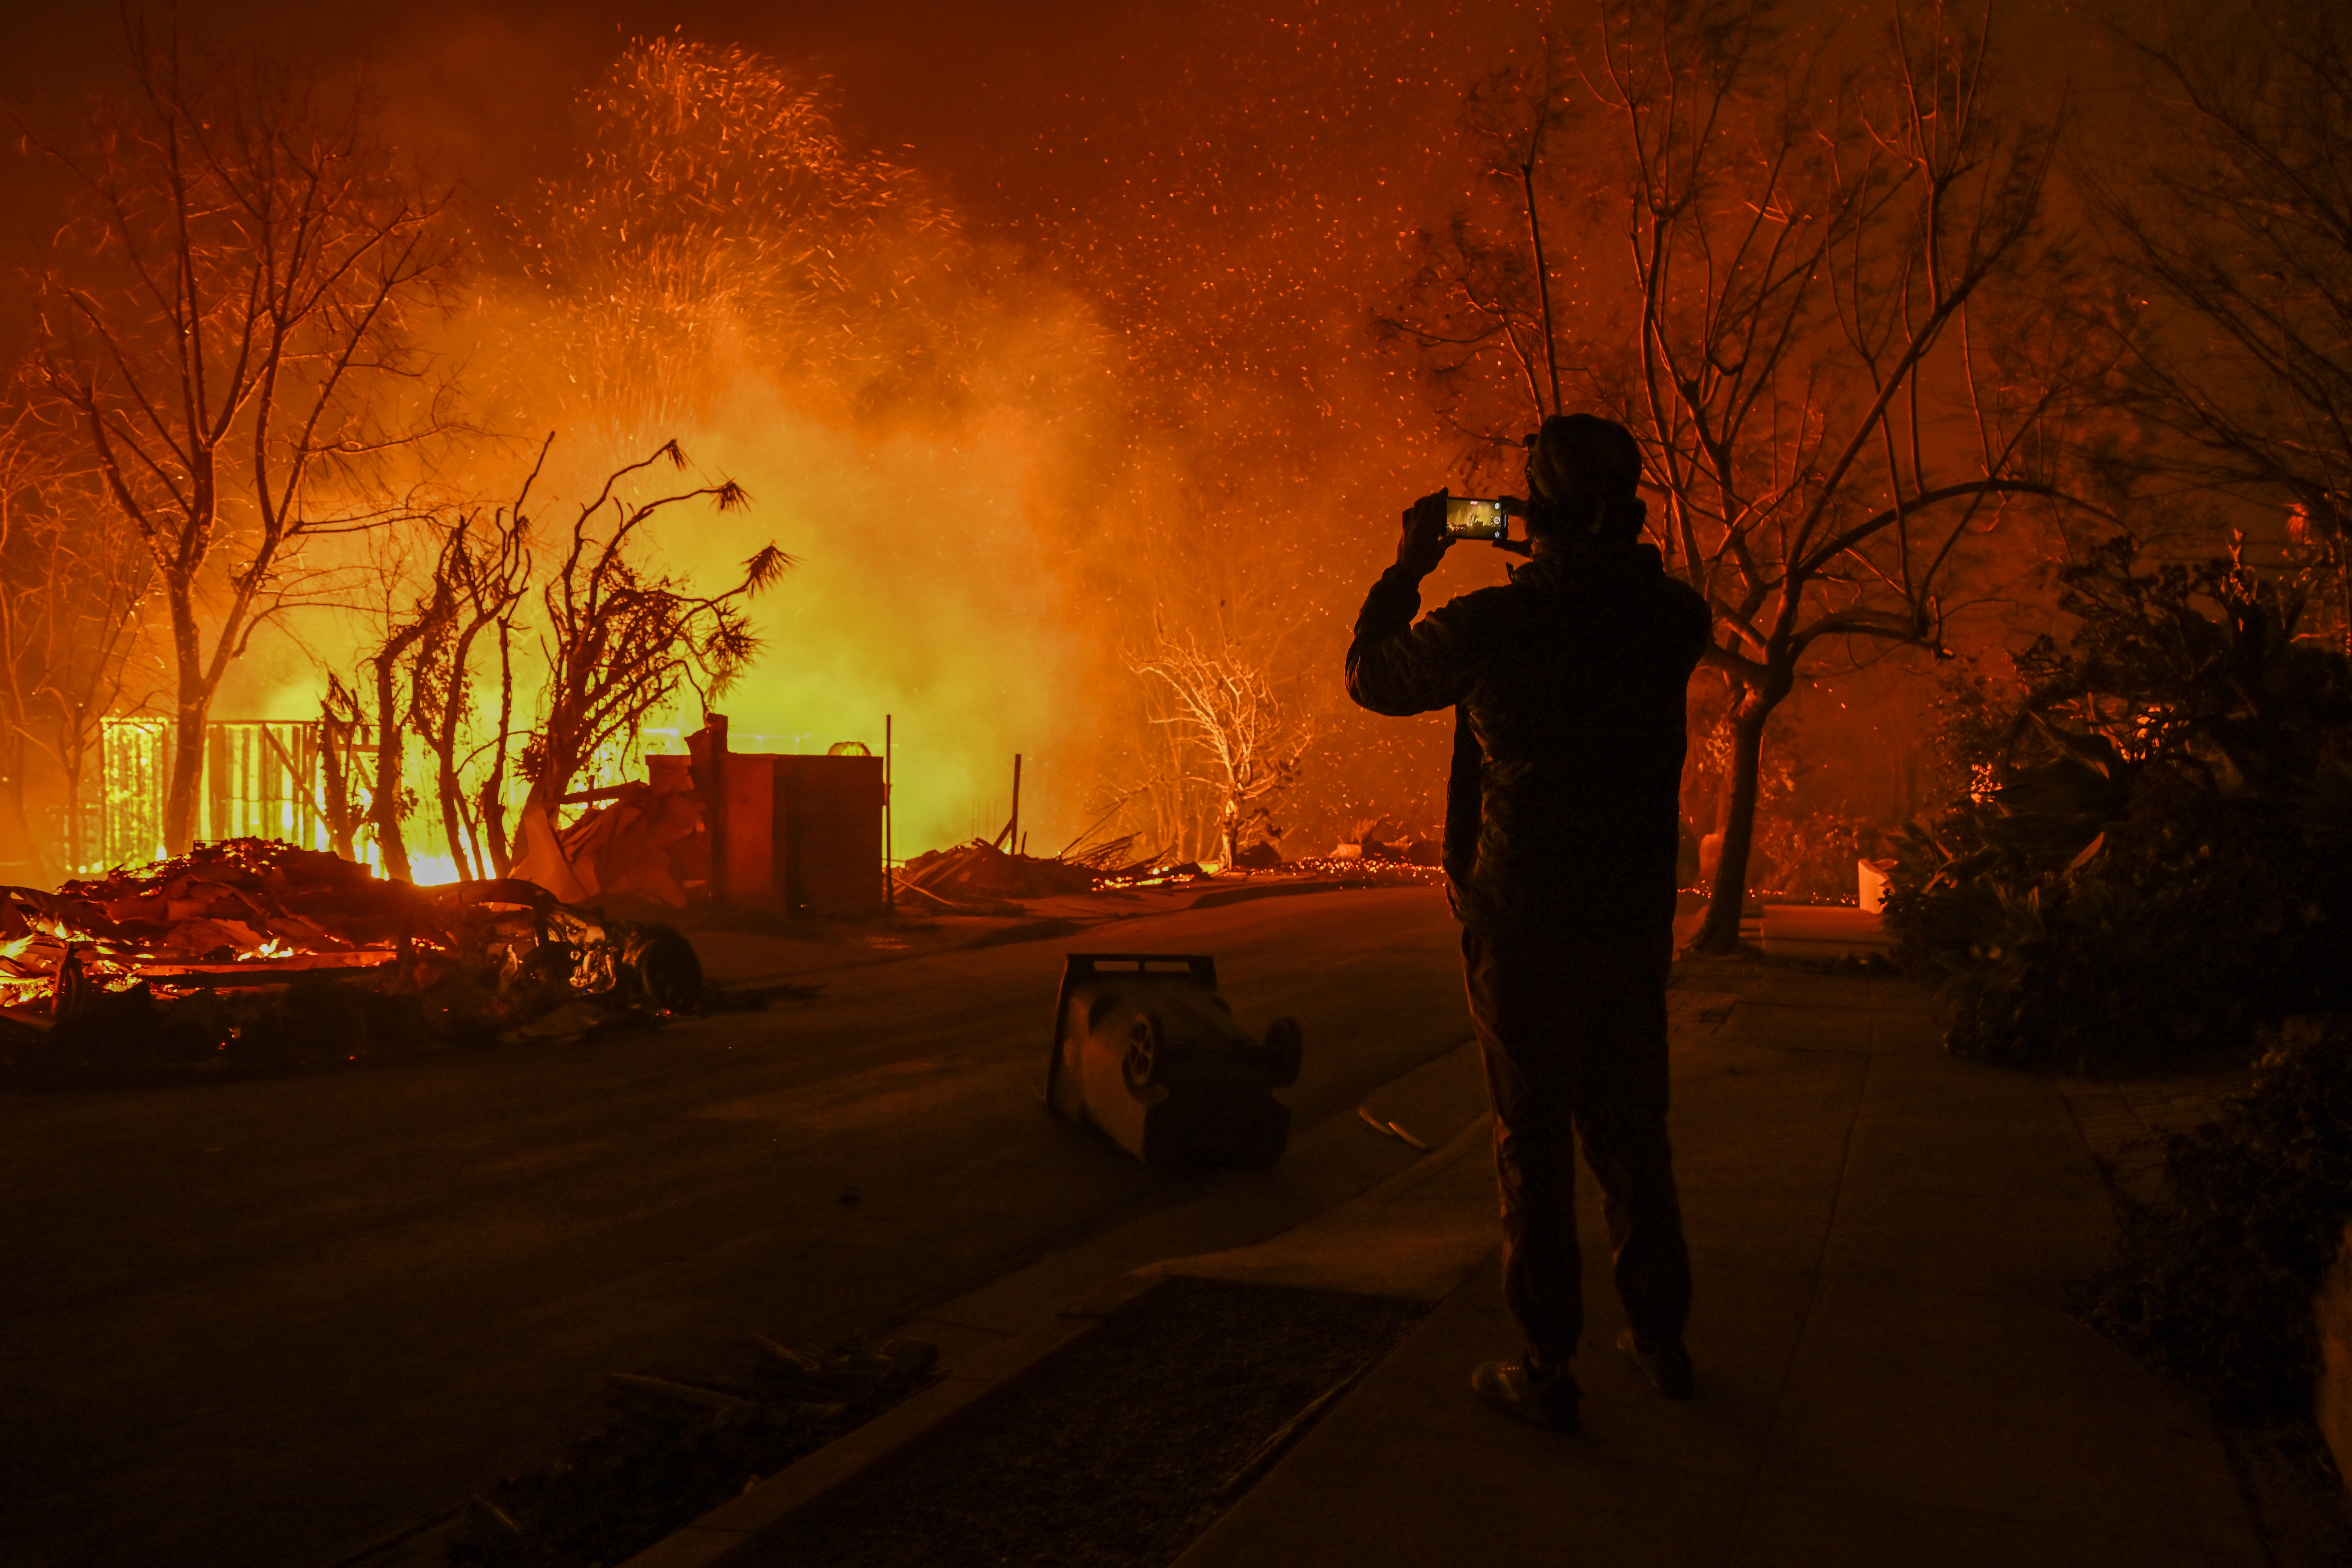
1756;904;1897;961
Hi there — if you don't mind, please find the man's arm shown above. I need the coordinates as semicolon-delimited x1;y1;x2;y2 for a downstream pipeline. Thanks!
1442;701;1482;887
1346;490;1477;717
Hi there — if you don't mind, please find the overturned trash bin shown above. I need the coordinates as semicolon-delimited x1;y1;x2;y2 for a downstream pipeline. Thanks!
1045;953;1301;1168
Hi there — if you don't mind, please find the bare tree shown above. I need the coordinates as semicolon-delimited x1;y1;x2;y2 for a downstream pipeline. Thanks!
314;438;544;883
409;447;540;879
26;21;456;852
329;440;545;882
1381;0;2068;949
337;546;453;883
0;399;151;875
515;441;787;827
1130;611;1317;866
2078;0;2352;652
1104;714;1212;865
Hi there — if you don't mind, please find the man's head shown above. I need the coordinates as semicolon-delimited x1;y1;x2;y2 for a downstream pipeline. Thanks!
1522;413;1645;544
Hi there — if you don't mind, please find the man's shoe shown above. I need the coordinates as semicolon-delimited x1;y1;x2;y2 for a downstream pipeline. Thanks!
1471;1357;1580;1431
1615;1330;1694;1398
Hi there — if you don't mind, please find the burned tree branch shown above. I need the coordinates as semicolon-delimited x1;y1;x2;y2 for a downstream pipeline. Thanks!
519;443;787;827
1382;0;2077;950
26;22;458;852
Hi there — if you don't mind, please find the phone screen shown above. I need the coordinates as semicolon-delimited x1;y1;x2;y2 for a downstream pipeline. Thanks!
1444;497;1509;541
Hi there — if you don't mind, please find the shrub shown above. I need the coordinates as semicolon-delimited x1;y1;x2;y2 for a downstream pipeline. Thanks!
1884;536;2352;1072
2084;1015;2352;1418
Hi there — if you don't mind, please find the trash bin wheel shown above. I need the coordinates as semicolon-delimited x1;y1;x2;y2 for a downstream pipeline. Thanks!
1123;1012;1163;1091
1263;1015;1303;1088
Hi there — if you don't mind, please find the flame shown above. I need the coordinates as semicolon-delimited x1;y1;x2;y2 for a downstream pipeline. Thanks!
47;30;1487;885
403;853;464;887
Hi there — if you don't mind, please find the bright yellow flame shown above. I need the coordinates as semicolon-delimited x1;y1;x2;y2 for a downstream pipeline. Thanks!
403;853;464;887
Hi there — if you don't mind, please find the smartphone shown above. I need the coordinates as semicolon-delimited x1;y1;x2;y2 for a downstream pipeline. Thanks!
1444;496;1511;541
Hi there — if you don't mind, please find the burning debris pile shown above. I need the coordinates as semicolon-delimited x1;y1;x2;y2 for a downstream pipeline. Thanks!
0;839;702;1087
1090;860;1214;891
891;840;1217;911
894;841;1100;909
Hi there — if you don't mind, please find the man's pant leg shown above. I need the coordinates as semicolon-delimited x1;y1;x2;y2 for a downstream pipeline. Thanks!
1463;928;1692;1360
1567;933;1692;1351
1464;928;1585;1362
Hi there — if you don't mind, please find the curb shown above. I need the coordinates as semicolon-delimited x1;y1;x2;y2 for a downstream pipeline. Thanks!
615;1270;1164;1568
616;1112;1494;1568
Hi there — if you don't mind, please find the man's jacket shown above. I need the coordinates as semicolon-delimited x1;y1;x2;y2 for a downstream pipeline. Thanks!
1346;540;1711;940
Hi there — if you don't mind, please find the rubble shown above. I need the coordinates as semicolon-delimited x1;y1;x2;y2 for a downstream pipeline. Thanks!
895;840;1101;907
892;838;1236;909
0;838;704;1087
1090;859;1211;891
511;764;705;906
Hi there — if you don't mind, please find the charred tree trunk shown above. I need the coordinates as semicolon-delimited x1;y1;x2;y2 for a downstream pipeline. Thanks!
433;733;476;882
318;682;363;861
1693;667;1791;954
319;730;355;860
163;587;209;853
368;677;412;883
427;608;490;882
477;617;517;876
365;613;436;883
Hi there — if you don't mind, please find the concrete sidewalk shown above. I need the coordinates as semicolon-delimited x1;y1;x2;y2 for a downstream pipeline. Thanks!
1166;959;2262;1567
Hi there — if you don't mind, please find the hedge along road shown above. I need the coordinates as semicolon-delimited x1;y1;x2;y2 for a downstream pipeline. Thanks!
0;882;1469;1568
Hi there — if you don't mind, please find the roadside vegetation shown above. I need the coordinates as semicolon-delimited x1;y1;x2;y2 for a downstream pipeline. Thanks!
1881;534;2352;1422
1870;0;2352;1455
2084;1016;2352;1418
1882;536;2352;1075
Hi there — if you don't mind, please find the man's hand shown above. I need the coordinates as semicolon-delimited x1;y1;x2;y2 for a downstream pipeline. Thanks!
1396;490;1453;579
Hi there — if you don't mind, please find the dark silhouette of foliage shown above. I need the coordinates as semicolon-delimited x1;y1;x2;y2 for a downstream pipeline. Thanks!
2087;1015;2352;1419
410;448;541;879
516;441;787;825
1885;535;2352;1071
2079;0;2352;653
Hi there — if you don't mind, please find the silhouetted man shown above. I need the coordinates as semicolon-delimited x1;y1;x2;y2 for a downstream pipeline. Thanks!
1346;413;1710;1432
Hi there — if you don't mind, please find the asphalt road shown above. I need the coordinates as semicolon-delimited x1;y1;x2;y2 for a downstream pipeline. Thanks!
0;883;1469;1568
